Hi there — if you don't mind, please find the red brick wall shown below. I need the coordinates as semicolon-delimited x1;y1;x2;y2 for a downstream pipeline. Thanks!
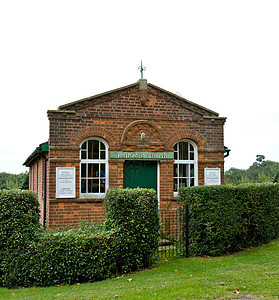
29;155;48;225
48;201;105;228
42;82;226;229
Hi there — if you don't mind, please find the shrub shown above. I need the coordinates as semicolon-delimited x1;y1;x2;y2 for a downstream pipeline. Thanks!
104;188;160;273
179;183;279;256
0;189;41;286
0;189;40;251
2;223;118;287
1;188;160;287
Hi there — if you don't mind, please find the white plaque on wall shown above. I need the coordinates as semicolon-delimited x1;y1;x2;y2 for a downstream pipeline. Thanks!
204;168;221;186
56;167;76;198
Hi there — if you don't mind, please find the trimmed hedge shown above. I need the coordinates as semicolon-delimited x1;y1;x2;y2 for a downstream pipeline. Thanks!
0;188;160;287
104;188;160;273
0;189;41;251
179;183;279;256
2;224;118;287
0;190;41;286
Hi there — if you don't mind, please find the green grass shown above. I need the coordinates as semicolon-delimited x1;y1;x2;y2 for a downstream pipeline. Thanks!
1;239;279;300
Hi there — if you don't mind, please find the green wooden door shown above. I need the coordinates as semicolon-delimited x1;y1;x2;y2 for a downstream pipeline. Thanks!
123;161;157;192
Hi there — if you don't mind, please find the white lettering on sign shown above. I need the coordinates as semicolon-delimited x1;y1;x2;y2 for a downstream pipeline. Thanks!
56;167;76;198
111;152;173;160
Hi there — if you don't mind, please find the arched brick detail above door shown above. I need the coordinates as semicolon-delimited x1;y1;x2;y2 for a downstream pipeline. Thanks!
71;126;116;147
121;120;164;150
166;129;207;149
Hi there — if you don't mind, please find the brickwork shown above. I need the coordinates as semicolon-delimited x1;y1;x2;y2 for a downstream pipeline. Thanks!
28;80;226;229
28;155;48;225
48;201;105;228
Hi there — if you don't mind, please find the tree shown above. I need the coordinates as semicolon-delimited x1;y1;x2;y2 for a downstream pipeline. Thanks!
256;155;265;164
224;168;246;184
20;172;29;190
225;158;279;185
0;172;29;190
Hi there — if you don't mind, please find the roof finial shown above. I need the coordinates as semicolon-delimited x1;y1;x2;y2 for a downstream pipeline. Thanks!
138;60;146;79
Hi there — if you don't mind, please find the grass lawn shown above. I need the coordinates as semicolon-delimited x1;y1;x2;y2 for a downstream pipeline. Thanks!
1;239;278;300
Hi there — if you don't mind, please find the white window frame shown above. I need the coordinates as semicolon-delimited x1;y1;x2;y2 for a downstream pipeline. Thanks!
80;137;109;198
173;139;198;196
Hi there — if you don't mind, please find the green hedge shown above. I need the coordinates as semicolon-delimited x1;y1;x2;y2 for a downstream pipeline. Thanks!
0;189;40;251
179;183;279;256
1;188;160;287
2;224;118;287
104;188;160;273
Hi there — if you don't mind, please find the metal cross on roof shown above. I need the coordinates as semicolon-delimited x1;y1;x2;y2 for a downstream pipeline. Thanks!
138;60;146;79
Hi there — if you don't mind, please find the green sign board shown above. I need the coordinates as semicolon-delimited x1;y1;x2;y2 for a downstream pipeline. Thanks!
110;151;174;160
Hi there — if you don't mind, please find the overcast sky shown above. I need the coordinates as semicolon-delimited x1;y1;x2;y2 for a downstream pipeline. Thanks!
1;0;279;174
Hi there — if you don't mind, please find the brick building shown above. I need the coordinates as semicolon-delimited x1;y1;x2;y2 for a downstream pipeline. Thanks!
24;79;227;229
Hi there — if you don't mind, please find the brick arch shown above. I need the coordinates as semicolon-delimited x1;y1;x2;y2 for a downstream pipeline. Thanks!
121;120;163;144
166;129;207;149
71;126;117;147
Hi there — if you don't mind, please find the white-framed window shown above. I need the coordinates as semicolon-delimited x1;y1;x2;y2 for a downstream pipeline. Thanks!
80;138;109;197
173;140;198;195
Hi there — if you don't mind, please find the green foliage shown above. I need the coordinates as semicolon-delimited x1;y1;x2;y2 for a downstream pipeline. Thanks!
0;188;160;288
104;188;160;273
0;189;40;251
179;184;279;256
20;172;29;190
0;172;29;190
0;190;41;286
225;160;279;184
2;224;118;287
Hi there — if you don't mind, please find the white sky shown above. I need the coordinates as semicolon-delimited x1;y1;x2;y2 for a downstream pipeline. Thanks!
1;0;279;174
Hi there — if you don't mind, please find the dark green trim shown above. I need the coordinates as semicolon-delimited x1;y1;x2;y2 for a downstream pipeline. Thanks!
23;142;48;166
110;151;174;160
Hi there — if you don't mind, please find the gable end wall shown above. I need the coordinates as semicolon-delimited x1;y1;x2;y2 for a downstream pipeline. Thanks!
44;83;225;229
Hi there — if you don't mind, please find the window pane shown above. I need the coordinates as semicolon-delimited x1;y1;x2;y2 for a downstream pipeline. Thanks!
88;164;99;177
100;150;106;159
190;164;194;177
93;179;99;193
88;164;93;177
186;164;190;177
174;144;178;160
94;164;99;177
179;164;187;177
179;142;188;160
179;178;187;188
190;152;194;160
100;180;105;193
81;142;87;150
81;164;86;177
100;164;105;178
88;179;92;193
100;142;105;150
190;144;194;151
81;179;86;193
81;151;87;159
173;178;178;192
88;140;93;159
93;140;99;159
190;178;195;186
173;164;178;177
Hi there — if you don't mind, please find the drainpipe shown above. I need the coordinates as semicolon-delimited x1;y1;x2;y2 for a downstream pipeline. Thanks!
36;147;47;228
224;146;231;158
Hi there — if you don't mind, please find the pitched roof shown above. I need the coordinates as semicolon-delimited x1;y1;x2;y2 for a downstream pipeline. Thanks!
23;142;48;166
54;81;219;117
